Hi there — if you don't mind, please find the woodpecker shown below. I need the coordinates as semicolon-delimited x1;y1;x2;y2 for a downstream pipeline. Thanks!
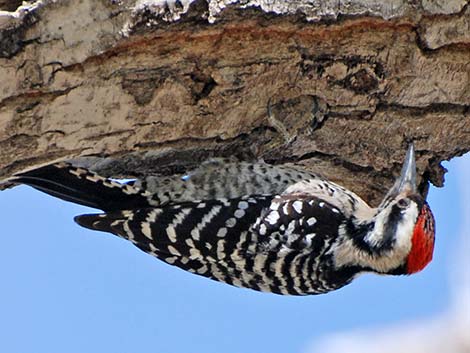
9;144;435;295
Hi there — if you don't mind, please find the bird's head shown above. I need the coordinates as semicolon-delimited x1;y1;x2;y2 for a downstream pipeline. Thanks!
361;144;435;275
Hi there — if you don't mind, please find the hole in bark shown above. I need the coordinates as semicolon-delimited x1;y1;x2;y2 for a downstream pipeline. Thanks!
122;79;158;105
340;68;379;94
268;95;328;136
190;72;217;101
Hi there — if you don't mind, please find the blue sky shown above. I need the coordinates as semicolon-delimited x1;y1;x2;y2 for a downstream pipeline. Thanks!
0;154;468;353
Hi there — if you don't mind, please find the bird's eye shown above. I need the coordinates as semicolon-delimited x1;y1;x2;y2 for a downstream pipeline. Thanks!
397;198;410;209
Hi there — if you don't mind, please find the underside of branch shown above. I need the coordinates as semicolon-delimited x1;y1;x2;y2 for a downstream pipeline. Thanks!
0;0;469;205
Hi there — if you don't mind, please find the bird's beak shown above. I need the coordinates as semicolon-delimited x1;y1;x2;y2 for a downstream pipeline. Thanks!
382;143;417;203
396;143;417;194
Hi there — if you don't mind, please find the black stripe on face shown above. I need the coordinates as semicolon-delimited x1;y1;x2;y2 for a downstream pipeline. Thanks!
380;194;426;251
380;203;402;250
346;200;407;255
381;194;426;251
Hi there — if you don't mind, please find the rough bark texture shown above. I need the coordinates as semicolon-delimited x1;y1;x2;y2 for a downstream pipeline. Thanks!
0;0;469;206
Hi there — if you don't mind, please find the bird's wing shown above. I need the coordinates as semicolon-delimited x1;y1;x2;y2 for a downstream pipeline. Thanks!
74;195;273;271
251;193;348;254
75;192;352;295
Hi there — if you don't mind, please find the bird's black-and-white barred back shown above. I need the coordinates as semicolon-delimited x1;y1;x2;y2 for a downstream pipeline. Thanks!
17;159;320;210
76;193;358;295
133;159;320;206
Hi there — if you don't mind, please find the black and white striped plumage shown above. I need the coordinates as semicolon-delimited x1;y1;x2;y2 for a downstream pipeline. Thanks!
10;145;435;295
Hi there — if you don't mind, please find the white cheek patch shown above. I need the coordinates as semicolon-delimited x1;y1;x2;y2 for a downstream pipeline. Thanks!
332;203;419;273
364;211;387;247
394;203;419;250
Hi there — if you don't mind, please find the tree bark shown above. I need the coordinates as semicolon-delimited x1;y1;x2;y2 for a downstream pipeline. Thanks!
0;0;469;205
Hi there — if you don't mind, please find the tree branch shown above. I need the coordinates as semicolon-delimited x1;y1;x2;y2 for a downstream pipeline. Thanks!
1;0;469;205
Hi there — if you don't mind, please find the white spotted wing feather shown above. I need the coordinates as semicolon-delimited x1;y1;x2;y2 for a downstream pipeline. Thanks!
77;190;354;295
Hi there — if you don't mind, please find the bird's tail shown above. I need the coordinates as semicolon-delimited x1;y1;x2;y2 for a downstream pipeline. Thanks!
11;162;151;211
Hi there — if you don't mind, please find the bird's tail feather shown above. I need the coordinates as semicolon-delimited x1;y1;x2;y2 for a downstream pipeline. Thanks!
74;213;119;233
12;162;151;211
